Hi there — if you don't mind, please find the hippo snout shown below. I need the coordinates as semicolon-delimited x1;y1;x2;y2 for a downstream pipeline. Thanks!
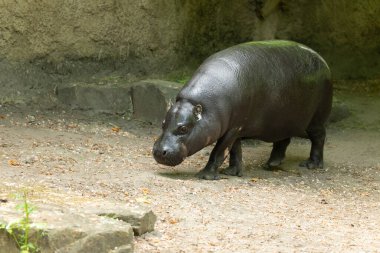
153;139;187;166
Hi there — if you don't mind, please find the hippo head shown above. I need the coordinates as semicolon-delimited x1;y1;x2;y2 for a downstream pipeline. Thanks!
153;100;215;166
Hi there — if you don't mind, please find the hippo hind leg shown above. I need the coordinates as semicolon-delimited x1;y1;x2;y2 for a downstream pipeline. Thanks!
300;126;326;169
221;138;243;177
265;138;291;169
300;80;332;169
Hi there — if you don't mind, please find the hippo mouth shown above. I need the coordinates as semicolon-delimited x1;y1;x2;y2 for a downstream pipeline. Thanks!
152;146;186;166
153;138;188;167
153;153;185;167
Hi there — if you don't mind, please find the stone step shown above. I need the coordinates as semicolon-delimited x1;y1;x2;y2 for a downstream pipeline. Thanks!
55;79;182;124
56;84;132;115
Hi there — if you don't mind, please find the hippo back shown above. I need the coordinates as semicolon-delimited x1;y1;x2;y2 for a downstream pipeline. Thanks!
178;40;331;138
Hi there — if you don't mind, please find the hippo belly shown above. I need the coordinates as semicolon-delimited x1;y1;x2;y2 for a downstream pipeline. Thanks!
242;91;322;141
153;40;333;180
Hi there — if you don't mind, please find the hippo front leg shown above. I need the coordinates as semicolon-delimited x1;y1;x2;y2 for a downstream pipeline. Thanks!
220;138;243;177
195;129;239;180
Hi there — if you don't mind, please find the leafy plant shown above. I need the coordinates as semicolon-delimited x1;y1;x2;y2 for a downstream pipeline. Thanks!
0;191;44;253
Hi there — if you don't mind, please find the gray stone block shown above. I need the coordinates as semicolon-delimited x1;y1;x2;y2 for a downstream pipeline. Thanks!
56;84;132;114
131;79;181;124
55;227;133;253
0;203;134;253
0;227;18;253
98;208;157;236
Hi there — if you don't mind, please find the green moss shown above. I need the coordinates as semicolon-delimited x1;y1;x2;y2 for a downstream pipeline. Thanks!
244;40;296;47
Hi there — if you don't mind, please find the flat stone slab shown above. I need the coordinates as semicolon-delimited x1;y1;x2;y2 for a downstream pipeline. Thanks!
80;201;157;236
0;200;156;253
56;84;132;115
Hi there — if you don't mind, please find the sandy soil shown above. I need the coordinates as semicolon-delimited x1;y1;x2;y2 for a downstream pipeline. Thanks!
0;91;379;252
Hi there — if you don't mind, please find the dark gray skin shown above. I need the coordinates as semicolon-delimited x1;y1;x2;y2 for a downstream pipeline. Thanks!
153;40;332;180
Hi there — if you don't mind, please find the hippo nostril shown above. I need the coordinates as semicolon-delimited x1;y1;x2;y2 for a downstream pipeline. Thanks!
162;150;167;156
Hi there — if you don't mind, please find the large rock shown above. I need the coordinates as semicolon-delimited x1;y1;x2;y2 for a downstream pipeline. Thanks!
0;202;136;253
0;216;18;253
56;84;132;114
131;79;181;124
329;100;351;124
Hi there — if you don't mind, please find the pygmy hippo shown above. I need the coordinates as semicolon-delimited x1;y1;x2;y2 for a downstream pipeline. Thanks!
153;40;332;180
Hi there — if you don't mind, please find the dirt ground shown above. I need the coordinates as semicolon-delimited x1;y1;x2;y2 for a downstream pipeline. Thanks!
0;90;379;253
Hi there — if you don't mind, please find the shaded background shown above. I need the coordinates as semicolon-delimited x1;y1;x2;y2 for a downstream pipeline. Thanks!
0;0;379;105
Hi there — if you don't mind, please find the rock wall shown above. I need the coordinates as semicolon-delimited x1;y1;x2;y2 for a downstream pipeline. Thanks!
0;0;187;105
0;0;184;71
0;0;378;95
275;0;380;79
179;0;380;80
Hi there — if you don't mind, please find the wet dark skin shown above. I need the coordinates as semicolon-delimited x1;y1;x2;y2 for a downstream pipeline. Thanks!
153;40;332;180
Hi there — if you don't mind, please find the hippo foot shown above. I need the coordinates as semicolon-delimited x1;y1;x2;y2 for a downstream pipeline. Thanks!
195;170;220;180
220;166;242;177
263;159;283;170
266;159;282;168
299;159;323;169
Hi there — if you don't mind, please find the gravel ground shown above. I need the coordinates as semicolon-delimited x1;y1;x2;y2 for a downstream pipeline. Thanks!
0;92;379;252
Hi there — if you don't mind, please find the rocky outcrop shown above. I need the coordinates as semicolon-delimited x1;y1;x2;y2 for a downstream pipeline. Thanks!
0;201;156;253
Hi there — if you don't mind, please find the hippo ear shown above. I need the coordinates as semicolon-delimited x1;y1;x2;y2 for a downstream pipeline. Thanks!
193;104;203;121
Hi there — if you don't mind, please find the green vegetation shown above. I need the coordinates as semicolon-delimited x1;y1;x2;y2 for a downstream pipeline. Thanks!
0;191;45;253
164;69;193;85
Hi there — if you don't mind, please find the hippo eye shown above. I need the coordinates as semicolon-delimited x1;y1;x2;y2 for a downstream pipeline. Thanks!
178;125;189;135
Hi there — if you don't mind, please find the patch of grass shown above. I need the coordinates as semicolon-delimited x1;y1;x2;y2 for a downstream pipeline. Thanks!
164;68;194;85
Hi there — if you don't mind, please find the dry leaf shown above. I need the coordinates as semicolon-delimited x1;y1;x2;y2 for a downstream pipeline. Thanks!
8;159;21;166
136;197;151;204
67;124;78;129
141;188;150;195
0;115;5;119
149;238;161;243
251;177;260;182
111;127;121;132
360;192;370;197
168;218;179;224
